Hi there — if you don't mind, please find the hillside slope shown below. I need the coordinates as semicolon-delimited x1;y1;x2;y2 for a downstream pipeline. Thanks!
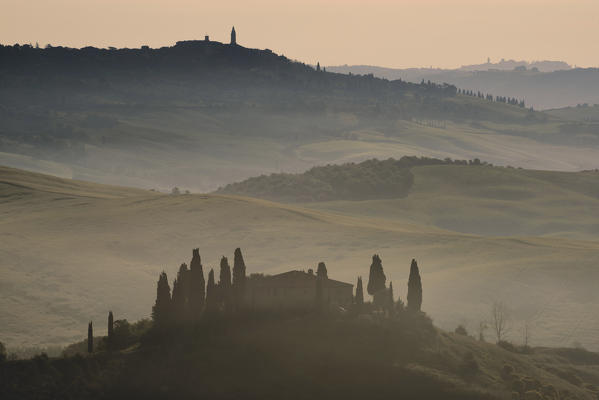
4;314;599;400
327;64;599;110
1;42;598;191
216;158;599;239
2;166;599;352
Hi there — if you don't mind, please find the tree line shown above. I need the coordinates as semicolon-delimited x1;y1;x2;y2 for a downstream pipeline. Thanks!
458;88;527;108
83;247;425;353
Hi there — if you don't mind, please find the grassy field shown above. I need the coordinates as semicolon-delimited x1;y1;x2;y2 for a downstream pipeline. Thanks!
2;165;599;353
303;165;599;239
2;105;599;195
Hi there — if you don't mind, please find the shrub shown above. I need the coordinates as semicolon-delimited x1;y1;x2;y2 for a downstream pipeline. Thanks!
455;325;468;336
512;378;525;393
501;364;515;379
459;352;479;376
522;390;542;400
498;340;517;352
522;377;540;392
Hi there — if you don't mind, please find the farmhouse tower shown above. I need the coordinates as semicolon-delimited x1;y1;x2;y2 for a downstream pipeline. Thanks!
230;26;237;45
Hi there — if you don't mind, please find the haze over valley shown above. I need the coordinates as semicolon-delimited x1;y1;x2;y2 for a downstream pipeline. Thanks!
2;8;599;399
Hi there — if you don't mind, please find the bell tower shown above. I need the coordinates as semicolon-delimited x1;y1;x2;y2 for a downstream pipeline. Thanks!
230;26;237;45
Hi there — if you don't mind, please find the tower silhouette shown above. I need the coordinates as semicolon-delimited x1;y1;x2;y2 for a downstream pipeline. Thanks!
230;26;237;45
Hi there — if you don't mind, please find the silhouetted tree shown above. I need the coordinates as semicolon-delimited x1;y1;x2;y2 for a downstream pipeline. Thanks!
171;277;181;318
491;301;511;343
367;254;386;307
0;341;6;362
107;311;114;347
152;272;171;327
219;256;232;312
189;249;205;321
396;294;405;313
205;269;218;313
316;62;321;72
407;259;422;312
232;248;247;310
172;263;190;322
317;261;328;279
355;276;364;306
87;321;93;354
387;281;395;316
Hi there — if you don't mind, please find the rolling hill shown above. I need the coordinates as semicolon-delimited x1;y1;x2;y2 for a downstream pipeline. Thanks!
216;157;599;239
2;165;599;355
1;41;599;193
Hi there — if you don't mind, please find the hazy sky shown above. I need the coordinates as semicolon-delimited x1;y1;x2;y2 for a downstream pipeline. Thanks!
2;0;598;69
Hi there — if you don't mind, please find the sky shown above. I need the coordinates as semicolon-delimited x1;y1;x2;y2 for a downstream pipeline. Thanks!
1;0;598;69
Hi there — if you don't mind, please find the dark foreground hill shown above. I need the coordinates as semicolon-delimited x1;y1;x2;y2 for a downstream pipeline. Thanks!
2;313;599;400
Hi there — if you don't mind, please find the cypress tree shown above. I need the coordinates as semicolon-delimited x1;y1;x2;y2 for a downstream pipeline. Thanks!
171;277;182;321
87;321;93;354
152;271;172;327
355;276;364;306
206;268;218;312
387;282;395;316
219;256;232;312
107;311;114;346
171;263;188;322
367;254;386;307
396;295;405;313
407;259;423;312
189;249;205;321
316;262;328;279
232;248;247;310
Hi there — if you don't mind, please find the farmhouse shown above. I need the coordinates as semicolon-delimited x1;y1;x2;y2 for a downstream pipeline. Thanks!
245;270;353;310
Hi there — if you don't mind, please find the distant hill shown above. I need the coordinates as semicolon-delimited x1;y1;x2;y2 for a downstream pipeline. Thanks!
1;41;599;192
216;156;466;202
458;59;571;72
215;157;599;238
327;64;599;110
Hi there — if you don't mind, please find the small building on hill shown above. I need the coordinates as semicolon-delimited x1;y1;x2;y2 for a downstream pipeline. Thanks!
245;270;353;311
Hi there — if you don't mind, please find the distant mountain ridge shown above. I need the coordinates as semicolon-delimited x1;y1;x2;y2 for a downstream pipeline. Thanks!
458;59;571;72
327;63;599;110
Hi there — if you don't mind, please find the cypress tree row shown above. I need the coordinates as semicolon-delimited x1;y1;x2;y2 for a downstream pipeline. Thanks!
407;259;423;312
367;254;386;307
219;256;232;312
316;262;328;279
205;269;218;312
355;276;364;306
87;321;93;354
232;248;247;311
152;271;172;327
189;249;205;321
